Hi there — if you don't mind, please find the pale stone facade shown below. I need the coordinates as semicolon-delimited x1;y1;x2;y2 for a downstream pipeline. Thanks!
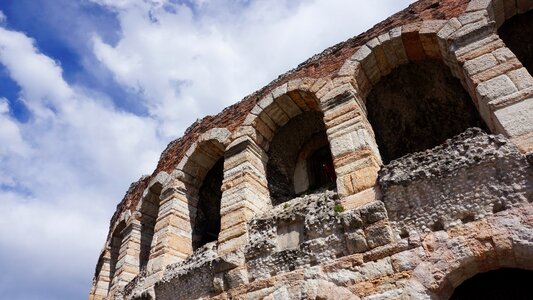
89;0;533;299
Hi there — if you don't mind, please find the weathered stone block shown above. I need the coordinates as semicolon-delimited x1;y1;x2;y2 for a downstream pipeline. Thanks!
476;74;517;102
345;230;368;254
365;222;394;249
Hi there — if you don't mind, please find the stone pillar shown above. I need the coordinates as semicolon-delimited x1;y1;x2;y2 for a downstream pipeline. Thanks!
109;222;141;295
451;33;533;153
321;90;381;200
435;5;533;154
217;137;271;256
147;181;193;273
88;253;111;300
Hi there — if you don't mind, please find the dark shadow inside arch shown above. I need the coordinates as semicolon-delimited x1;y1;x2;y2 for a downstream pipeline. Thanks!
267;111;336;205
498;9;533;75
450;268;533;300
193;158;223;250
366;60;487;164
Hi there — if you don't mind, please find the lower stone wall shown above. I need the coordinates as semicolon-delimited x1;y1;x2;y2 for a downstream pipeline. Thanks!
379;128;533;236
197;204;532;300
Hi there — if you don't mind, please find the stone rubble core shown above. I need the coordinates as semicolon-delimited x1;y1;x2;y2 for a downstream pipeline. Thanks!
89;0;533;299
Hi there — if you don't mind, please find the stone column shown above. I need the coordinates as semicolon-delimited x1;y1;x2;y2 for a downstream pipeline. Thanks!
450;32;533;153
88;253;111;300
435;5;533;153
321;90;382;201
109;222;141;295
217;137;271;256
147;181;193;273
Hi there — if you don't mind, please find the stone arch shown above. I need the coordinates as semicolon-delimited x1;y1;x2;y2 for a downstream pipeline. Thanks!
339;21;449;99
340;23;487;164
496;3;533;75
109;220;127;291
241;80;337;204
404;207;533;299
430;0;533;153
135;172;169;270
142;129;231;273
176;128;230;250
89;250;110;300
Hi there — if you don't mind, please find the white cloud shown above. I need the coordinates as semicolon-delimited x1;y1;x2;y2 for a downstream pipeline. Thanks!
0;11;6;24
92;0;413;138
0;23;164;299
0;97;31;158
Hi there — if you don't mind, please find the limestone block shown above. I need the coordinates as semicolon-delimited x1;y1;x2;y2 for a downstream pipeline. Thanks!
476;74;517;103
378;32;400;68
348;165;380;195
419;20;446;59
277;221;304;251
263;101;290;128
402;22;426;61
271;83;288;100
359;201;388;225
464;53;498;76
450;18;493;49
257;92;274;110
494;97;533;137
437;17;462;44
218;233;249;255
274;94;302;118
354;45;381;85
353;62;372;96
389;27;409;65
286;90;311;111
465;0;491;12
309;78;328;94
338;58;359;78
507;67;533;90
458;10;488;26
365;222;394;249
341;210;363;231
367;37;392;76
345;230;368;254
391;247;424;272
471;57;522;85
454;34;502;63
492;47;516;63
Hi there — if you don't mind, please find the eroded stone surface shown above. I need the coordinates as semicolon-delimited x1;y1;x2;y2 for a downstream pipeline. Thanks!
380;128;532;235
89;0;533;299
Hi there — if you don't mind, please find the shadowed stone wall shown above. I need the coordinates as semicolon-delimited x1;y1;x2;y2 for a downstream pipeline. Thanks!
366;60;487;164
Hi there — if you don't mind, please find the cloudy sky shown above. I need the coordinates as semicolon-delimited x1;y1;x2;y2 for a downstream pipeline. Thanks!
0;0;413;299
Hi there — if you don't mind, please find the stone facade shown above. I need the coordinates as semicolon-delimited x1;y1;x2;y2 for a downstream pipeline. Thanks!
89;0;533;299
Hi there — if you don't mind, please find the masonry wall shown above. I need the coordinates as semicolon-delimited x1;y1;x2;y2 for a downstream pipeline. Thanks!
89;0;533;299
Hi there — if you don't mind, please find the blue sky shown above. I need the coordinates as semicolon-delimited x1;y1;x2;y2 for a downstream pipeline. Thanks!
0;0;413;299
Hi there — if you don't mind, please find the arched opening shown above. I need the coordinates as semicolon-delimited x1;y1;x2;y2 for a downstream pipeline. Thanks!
179;137;226;252
109;221;126;287
192;157;223;250
267;111;335;205
450;268;533;299
498;9;533;74
366;60;487;164
139;183;162;269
